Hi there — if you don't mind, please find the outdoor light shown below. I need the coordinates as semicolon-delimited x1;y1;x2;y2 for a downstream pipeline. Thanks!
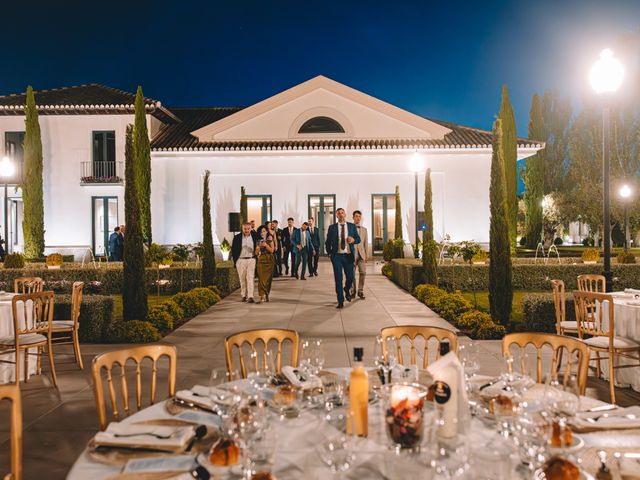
0;156;14;178
620;184;632;199
409;152;424;173
589;49;624;94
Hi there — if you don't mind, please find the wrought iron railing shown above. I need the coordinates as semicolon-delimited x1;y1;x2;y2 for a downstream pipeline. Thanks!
80;161;123;184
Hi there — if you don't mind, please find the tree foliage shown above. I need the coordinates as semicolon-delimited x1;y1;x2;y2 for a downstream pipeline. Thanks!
201;170;216;286
499;85;518;247
240;186;247;225
541;91;572;194
21;86;45;259
134;86;152;246
523;94;544;248
422;169;438;285
394;185;402;240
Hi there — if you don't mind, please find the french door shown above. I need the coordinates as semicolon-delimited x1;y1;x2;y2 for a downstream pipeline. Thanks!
308;194;335;255
371;194;396;254
246;195;272;226
92;197;118;257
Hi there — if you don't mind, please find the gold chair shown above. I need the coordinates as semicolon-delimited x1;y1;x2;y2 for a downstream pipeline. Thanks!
224;328;299;379
574;291;640;404
0;384;22;480
577;274;605;293
551;280;578;336
91;345;177;430
380;325;458;368
13;277;43;294
51;281;84;369
502;332;590;395
0;292;57;387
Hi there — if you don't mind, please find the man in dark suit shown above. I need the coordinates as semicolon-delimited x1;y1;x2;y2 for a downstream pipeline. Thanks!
307;217;320;276
231;222;260;303
292;222;315;280
272;220;283;277
108;226;120;261
281;217;297;277
325;208;361;308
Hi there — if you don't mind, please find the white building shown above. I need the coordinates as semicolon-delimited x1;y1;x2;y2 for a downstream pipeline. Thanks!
0;76;542;258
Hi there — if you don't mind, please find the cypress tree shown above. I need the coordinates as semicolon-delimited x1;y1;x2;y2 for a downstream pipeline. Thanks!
123;125;148;321
394;185;402;240
240;186;247;224
499;85;518;248
201;170;216;286
134;86;152;246
524;94;544;249
22;86;45;259
489;118;513;326
422;168;438;285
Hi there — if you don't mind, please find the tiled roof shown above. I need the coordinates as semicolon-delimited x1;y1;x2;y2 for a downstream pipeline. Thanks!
150;107;542;151
0;84;179;123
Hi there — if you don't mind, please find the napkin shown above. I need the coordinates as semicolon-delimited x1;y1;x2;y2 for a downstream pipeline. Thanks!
573;406;640;431
624;288;640;295
123;455;198;473
625;300;640;307
281;365;322;389
175;385;235;411
94;422;195;452
426;352;470;430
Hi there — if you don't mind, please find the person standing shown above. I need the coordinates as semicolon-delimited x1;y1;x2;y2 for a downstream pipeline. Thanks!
325;208;360;308
256;225;275;302
231;222;260;303
308;217;320;276
292;222;314;280
271;220;283;277
281;217;297;277
108;227;120;261
117;225;125;261
350;210;368;299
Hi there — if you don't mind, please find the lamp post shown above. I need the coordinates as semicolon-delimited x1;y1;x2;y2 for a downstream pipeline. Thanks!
0;156;15;255
590;48;624;292
619;184;632;251
410;153;425;258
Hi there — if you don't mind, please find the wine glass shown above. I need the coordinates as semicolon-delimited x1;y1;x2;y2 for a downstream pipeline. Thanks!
459;341;480;389
317;411;356;475
247;350;275;400
373;335;389;386
209;367;240;415
301;339;325;376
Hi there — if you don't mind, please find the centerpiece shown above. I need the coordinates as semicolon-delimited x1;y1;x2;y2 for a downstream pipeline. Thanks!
382;383;429;451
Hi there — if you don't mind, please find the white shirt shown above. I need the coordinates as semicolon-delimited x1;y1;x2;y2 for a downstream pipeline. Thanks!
241;234;254;258
301;229;307;248
337;222;350;254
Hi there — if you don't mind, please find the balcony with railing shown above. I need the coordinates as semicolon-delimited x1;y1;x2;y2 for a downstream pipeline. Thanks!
80;161;124;185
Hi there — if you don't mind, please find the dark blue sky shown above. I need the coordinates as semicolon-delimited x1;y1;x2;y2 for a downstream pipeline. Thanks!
1;0;638;135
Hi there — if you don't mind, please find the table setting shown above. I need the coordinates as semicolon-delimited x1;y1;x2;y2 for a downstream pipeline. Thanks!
67;339;640;480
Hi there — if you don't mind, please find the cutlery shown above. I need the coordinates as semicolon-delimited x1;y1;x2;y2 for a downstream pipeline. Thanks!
114;431;176;439
173;398;215;413
479;378;500;391
585;413;637;423
185;425;208;452
587;404;618;413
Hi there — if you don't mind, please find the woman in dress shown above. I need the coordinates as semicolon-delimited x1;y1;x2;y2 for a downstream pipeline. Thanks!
255;225;275;303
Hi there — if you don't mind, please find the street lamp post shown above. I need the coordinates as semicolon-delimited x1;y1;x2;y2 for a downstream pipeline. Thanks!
0;156;15;256
410;154;425;259
590;49;625;292
619;184;632;250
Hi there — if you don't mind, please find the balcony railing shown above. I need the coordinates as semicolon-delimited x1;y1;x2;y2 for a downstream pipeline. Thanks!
81;161;124;185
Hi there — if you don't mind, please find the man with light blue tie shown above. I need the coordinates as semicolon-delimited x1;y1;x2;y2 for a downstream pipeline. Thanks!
324;208;361;308
292;222;315;280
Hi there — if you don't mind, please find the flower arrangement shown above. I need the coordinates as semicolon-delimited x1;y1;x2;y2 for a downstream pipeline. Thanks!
581;248;600;263
220;238;231;261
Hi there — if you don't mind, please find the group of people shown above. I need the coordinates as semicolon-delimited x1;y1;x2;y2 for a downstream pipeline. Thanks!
231;208;368;308
107;225;126;261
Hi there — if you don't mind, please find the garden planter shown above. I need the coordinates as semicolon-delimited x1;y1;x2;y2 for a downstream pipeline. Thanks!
159;264;171;269
47;265;62;270
583;261;597;265
472;261;486;265
221;251;230;261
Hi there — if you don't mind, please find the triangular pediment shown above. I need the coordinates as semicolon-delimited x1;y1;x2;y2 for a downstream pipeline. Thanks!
190;75;451;142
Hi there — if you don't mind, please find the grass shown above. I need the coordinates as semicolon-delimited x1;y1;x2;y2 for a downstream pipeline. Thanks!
515;246;640;257
460;290;545;325
112;294;174;322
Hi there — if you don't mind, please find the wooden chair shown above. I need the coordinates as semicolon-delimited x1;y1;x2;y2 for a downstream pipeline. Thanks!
91;345;177;430
502;332;590;395
577;274;605;293
51;282;84;369
224;328;299;379
0;292;57;387
573;291;640;404
0;384;22;480
379;325;458;368
551;280;578;336
13;277;43;294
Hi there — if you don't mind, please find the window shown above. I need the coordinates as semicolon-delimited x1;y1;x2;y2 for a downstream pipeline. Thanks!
92;131;116;163
298;116;345;134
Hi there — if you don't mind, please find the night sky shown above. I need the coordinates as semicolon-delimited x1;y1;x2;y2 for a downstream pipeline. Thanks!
1;0;638;135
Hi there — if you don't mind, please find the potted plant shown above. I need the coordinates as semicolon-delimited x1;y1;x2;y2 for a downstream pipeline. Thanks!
159;253;173;269
220;238;231;261
471;250;489;265
582;248;600;264
46;253;64;270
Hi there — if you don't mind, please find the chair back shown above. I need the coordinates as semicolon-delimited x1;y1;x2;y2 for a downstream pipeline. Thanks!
574;290;613;340
380;325;458;368
11;291;55;339
91;345;177;430
224;328;299;378
577;274;605;293
502;332;590;394
70;281;84;326
0;384;22;480
13;277;43;294
551;279;566;335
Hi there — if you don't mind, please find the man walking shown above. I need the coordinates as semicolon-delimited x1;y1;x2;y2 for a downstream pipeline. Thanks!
231;222;260;303
292;222;315;280
108;226;120;261
272;220;283;277
308;217;320;276
350;210;368;299
325;208;360;308
281;217;297;277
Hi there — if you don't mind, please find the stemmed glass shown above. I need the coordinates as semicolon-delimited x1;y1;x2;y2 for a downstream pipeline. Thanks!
373;335;398;385
209;367;241;415
317;410;356;476
247;350;275;401
300;339;325;376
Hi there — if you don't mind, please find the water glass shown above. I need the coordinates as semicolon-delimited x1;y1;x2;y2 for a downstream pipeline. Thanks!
317;411;356;474
301;339;325;376
470;437;514;479
209;368;240;415
244;425;277;476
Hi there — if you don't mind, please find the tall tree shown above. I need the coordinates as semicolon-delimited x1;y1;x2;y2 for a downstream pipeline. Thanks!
422;169;438;285
394;185;402;240
489;118;513;326
523;94;544;248
122;125;148;321
201;170;216;286
240;186;247;224
134;86;152;246
541;91;572;194
499;85;518;247
21;86;45;259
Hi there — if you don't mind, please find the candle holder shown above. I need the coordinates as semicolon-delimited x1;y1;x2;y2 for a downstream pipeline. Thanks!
382;383;429;451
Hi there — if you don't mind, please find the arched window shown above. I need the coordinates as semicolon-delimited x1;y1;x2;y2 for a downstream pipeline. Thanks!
297;116;345;134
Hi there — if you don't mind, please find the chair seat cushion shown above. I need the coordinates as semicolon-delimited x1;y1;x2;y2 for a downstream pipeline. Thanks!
560;321;578;330
0;333;47;346
584;335;639;349
52;320;75;329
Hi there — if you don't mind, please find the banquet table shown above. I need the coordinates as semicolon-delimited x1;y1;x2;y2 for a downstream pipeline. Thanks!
0;292;38;384
67;369;640;480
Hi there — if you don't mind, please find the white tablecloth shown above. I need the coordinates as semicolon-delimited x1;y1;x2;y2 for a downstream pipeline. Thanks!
0;293;38;384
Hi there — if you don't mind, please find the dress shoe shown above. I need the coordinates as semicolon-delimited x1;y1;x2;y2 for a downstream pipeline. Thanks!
344;289;352;302
247;297;255;303
295;273;299;279
358;292;365;299
336;302;344;309
313;272;318;277
301;276;306;280
241;296;247;302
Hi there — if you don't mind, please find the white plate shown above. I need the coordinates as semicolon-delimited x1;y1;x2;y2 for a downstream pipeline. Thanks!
548;433;585;454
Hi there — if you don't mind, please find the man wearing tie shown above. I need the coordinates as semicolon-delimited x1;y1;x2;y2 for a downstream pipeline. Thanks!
292;222;315;280
350;210;368;299
280;217;297;277
325;208;361;308
307;217;320;277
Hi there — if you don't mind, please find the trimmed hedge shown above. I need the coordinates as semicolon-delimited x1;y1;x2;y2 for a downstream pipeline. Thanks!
54;294;115;342
521;293;576;334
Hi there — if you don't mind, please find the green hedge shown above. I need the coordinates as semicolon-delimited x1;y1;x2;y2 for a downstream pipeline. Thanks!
54;294;115;342
391;259;640;293
0;261;239;296
521;293;576;334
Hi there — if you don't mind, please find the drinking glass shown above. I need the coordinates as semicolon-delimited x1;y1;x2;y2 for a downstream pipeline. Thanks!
513;410;548;472
301;339;325;376
247;350;275;400
244;425;277;477
459;341;480;379
209;367;240;415
317;412;356;474
373;335;390;386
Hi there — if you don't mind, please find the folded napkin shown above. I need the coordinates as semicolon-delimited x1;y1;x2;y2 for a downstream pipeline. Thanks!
625;300;640;307
123;455;198;473
624;288;640;295
175;385;235;411
573;406;640;431
94;422;195;452
281;365;322;389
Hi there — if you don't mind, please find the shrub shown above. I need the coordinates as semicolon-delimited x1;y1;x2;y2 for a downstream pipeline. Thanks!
553;237;563;246
189;287;221;307
206;285;222;296
381;262;393;279
471;250;488;263
414;284;443;303
171;244;191;262
146;243;166;266
383;239;405;261
457;310;506;340
618;251;636;264
147;305;174;333
522;293;575;333
121;320;161;343
46;253;64;267
54;294;115;342
582;248;600;263
582;237;595;247
172;291;209;318
162;300;185;323
3;253;25;269
429;290;473;323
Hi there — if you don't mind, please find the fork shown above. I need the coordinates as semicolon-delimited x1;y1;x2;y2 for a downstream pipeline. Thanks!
113;431;175;439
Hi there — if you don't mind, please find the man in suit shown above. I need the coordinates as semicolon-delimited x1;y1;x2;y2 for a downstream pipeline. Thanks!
281;217;297;277
307;217;320;276
108;226;120;261
325;208;361;308
231;222;260;303
350;210;368;299
292;222;315;280
272;220;283;277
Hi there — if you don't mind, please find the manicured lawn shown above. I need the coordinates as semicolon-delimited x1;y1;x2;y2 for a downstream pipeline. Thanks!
460;290;546;325
112;294;174;322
